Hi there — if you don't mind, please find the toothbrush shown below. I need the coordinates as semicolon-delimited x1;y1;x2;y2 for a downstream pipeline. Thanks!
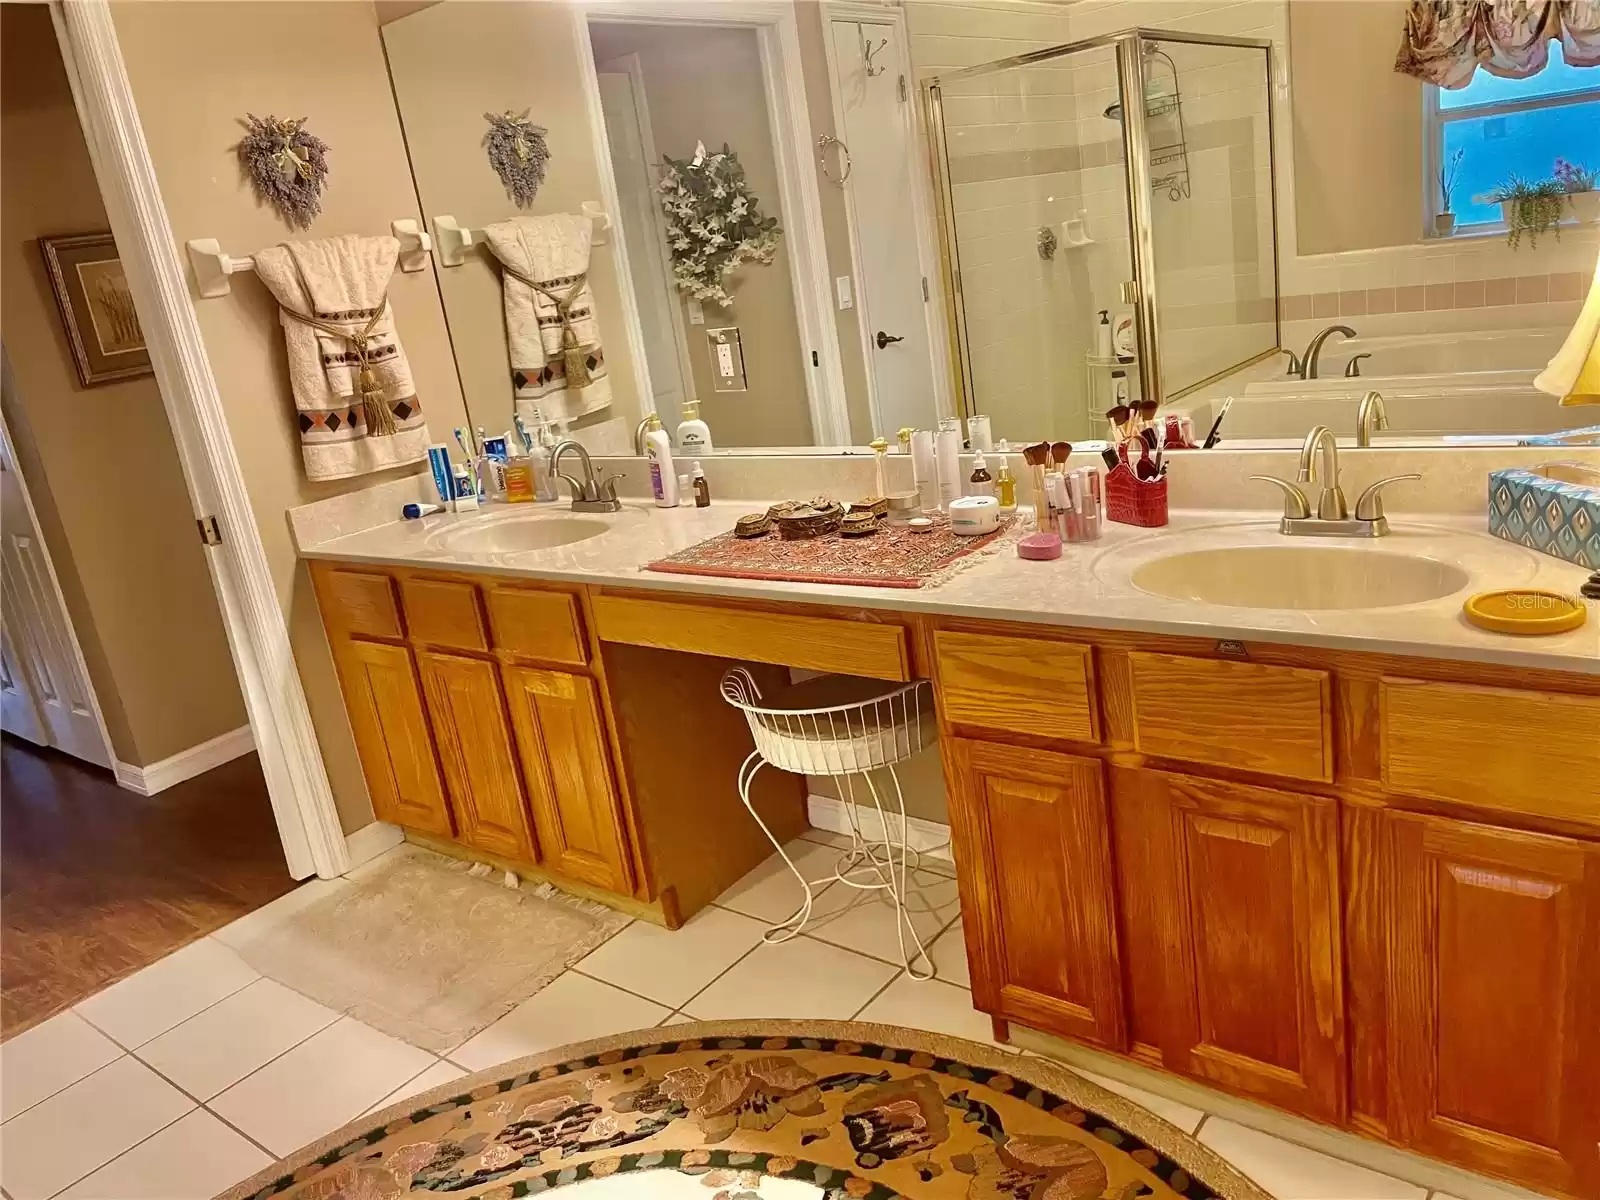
454;427;475;460
513;413;533;453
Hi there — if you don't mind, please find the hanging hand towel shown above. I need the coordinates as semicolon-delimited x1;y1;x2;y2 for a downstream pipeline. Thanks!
483;214;611;424
253;234;431;481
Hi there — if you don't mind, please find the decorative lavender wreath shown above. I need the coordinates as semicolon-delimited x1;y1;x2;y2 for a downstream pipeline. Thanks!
235;114;329;231
658;141;781;308
483;110;551;209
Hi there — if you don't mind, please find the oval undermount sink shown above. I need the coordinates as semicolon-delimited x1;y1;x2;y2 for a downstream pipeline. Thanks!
434;515;613;554
1130;545;1471;610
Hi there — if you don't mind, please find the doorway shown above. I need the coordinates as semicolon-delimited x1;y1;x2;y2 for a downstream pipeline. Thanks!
824;7;948;436
0;2;294;1037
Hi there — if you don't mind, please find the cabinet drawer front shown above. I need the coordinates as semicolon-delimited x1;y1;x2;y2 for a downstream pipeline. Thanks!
319;569;402;640
486;586;587;666
593;595;908;680
935;631;1096;743
401;578;488;652
1129;652;1331;781
1381;678;1600;827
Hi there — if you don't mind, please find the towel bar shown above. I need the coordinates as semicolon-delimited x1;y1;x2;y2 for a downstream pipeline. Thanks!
185;219;434;299
432;201;610;268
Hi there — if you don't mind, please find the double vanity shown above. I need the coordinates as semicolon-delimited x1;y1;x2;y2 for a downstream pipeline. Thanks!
301;472;1598;1199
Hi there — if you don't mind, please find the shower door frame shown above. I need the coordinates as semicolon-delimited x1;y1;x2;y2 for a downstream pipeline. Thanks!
923;27;1282;421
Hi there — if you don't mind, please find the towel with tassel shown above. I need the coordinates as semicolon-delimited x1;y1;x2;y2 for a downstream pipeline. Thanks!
253;234;430;481
1535;247;1600;406
483;214;611;424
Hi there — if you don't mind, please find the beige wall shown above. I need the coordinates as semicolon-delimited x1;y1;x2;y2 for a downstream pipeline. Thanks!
0;4;246;768
1289;0;1422;255
111;0;471;831
587;21;815;448
382;1;646;455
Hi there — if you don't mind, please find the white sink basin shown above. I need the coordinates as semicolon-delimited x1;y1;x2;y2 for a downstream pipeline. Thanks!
431;513;614;555
1130;545;1472;610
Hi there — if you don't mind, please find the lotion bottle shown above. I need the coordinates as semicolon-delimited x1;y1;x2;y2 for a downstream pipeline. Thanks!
1094;309;1113;359
676;401;713;454
643;414;679;507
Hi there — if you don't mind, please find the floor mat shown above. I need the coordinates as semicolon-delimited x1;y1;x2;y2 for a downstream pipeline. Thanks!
237;846;629;1053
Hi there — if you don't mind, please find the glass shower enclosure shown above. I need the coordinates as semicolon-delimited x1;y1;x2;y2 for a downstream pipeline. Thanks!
924;29;1280;444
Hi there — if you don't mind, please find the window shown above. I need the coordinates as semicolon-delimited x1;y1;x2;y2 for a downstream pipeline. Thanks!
1426;42;1600;231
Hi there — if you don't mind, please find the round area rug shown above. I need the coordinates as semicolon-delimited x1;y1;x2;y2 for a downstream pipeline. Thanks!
222;1020;1270;1200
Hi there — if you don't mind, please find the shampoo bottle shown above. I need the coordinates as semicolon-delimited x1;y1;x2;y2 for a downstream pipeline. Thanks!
1094;309;1113;360
676;402;713;454
1112;310;1136;362
643;414;679;508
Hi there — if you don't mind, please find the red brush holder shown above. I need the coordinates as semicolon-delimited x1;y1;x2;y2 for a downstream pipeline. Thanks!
1105;463;1168;527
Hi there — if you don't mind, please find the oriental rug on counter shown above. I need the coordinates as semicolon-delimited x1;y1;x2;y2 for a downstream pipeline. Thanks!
645;515;1017;588
223;1019;1270;1200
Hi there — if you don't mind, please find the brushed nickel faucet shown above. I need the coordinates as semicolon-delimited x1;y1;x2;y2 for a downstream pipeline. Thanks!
1299;324;1356;379
552;440;624;513
1250;422;1419;537
1356;390;1389;447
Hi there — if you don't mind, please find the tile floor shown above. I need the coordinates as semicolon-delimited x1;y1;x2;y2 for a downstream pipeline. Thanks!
0;830;1527;1200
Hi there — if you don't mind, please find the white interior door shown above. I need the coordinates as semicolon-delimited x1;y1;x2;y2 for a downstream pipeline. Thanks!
597;53;696;421
831;17;940;436
0;357;112;767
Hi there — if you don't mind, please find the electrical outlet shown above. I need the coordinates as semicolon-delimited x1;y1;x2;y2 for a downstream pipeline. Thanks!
706;327;747;392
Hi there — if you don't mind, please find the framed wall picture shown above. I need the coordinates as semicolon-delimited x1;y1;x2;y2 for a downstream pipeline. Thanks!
38;232;153;387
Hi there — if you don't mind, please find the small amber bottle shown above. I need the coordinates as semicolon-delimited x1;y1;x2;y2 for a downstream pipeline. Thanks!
968;451;994;499
692;461;711;508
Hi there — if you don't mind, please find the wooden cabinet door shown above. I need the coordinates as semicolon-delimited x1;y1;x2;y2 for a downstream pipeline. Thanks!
1150;772;1345;1122
948;738;1125;1049
503;665;634;894
416;650;537;862
336;639;453;837
1386;811;1600;1196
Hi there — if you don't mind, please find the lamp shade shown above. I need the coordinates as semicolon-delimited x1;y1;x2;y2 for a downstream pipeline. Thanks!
1535;246;1600;406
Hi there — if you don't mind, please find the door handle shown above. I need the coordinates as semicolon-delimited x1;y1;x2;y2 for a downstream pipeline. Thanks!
875;331;905;349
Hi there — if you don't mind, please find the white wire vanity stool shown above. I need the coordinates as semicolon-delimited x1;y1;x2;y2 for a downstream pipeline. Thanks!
720;667;944;979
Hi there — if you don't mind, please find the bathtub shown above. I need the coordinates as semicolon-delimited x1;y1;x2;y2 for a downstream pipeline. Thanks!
1176;326;1579;443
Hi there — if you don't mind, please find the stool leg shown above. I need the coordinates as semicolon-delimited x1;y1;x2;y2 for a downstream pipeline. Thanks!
737;750;823;944
863;765;935;980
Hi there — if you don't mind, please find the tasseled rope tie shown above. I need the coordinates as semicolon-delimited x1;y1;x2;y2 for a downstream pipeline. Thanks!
500;263;594;390
279;294;397;436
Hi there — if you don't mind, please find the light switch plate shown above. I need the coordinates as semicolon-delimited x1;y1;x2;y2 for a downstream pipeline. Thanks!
688;297;705;325
835;276;853;310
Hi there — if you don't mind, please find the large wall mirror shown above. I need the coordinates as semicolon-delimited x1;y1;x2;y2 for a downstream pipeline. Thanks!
381;0;1599;454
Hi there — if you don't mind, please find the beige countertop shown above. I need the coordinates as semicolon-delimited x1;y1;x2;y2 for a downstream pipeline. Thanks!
300;501;1599;675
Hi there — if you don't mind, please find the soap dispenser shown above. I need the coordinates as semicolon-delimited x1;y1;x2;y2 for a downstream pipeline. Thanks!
676;401;713;454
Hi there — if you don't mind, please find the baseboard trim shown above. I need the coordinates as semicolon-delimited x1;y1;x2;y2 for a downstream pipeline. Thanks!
113;725;254;796
806;793;953;864
344;820;404;870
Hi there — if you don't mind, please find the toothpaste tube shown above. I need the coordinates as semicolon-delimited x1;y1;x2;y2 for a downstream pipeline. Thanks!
426;443;453;505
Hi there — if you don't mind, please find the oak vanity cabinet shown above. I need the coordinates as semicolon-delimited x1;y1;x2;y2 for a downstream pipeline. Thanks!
947;738;1125;1049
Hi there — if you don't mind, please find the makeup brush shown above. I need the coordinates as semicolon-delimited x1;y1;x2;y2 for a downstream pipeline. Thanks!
1106;405;1131;442
1022;442;1050;532
1051;441;1072;475
1135;400;1159;433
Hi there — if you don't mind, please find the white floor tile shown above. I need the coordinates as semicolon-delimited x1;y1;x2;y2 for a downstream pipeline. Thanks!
689;936;897;1022
75;938;258;1049
55;1109;270;1200
714;839;851;924
1199;1118;1429;1200
1066;1066;1206;1135
136;978;340;1100
449;972;669;1072
210;1017;434;1157
800;869;960;966
856;974;998;1046
365;1060;467;1117
0;1056;194;1200
574;908;767;1009
0;1012;122;1123
209;878;349;952
928;921;970;986
794;827;855;851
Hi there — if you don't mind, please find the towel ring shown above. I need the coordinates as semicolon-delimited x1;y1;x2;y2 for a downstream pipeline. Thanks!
817;134;852;187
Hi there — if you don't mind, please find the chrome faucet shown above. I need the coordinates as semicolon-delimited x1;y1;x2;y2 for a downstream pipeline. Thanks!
1292;324;1356;379
551;440;624;513
1249;422;1419;537
1356;390;1389;448
634;415;655;457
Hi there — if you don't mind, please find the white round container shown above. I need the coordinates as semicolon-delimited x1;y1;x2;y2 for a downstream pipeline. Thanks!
948;495;1001;536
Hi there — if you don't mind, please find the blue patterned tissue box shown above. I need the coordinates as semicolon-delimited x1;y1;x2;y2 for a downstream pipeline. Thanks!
1488;465;1600;568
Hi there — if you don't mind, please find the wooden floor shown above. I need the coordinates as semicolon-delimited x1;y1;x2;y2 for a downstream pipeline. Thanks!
1;737;297;1038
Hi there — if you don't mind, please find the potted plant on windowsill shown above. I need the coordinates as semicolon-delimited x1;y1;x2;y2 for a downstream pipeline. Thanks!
1435;147;1464;236
1554;157;1599;222
1487;158;1599;248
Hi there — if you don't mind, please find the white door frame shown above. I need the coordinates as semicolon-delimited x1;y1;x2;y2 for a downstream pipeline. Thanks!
820;0;954;428
49;1;350;880
574;0;854;446
0;364;116;770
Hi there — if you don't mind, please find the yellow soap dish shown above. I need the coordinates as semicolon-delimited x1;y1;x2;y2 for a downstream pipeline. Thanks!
1463;589;1588;636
